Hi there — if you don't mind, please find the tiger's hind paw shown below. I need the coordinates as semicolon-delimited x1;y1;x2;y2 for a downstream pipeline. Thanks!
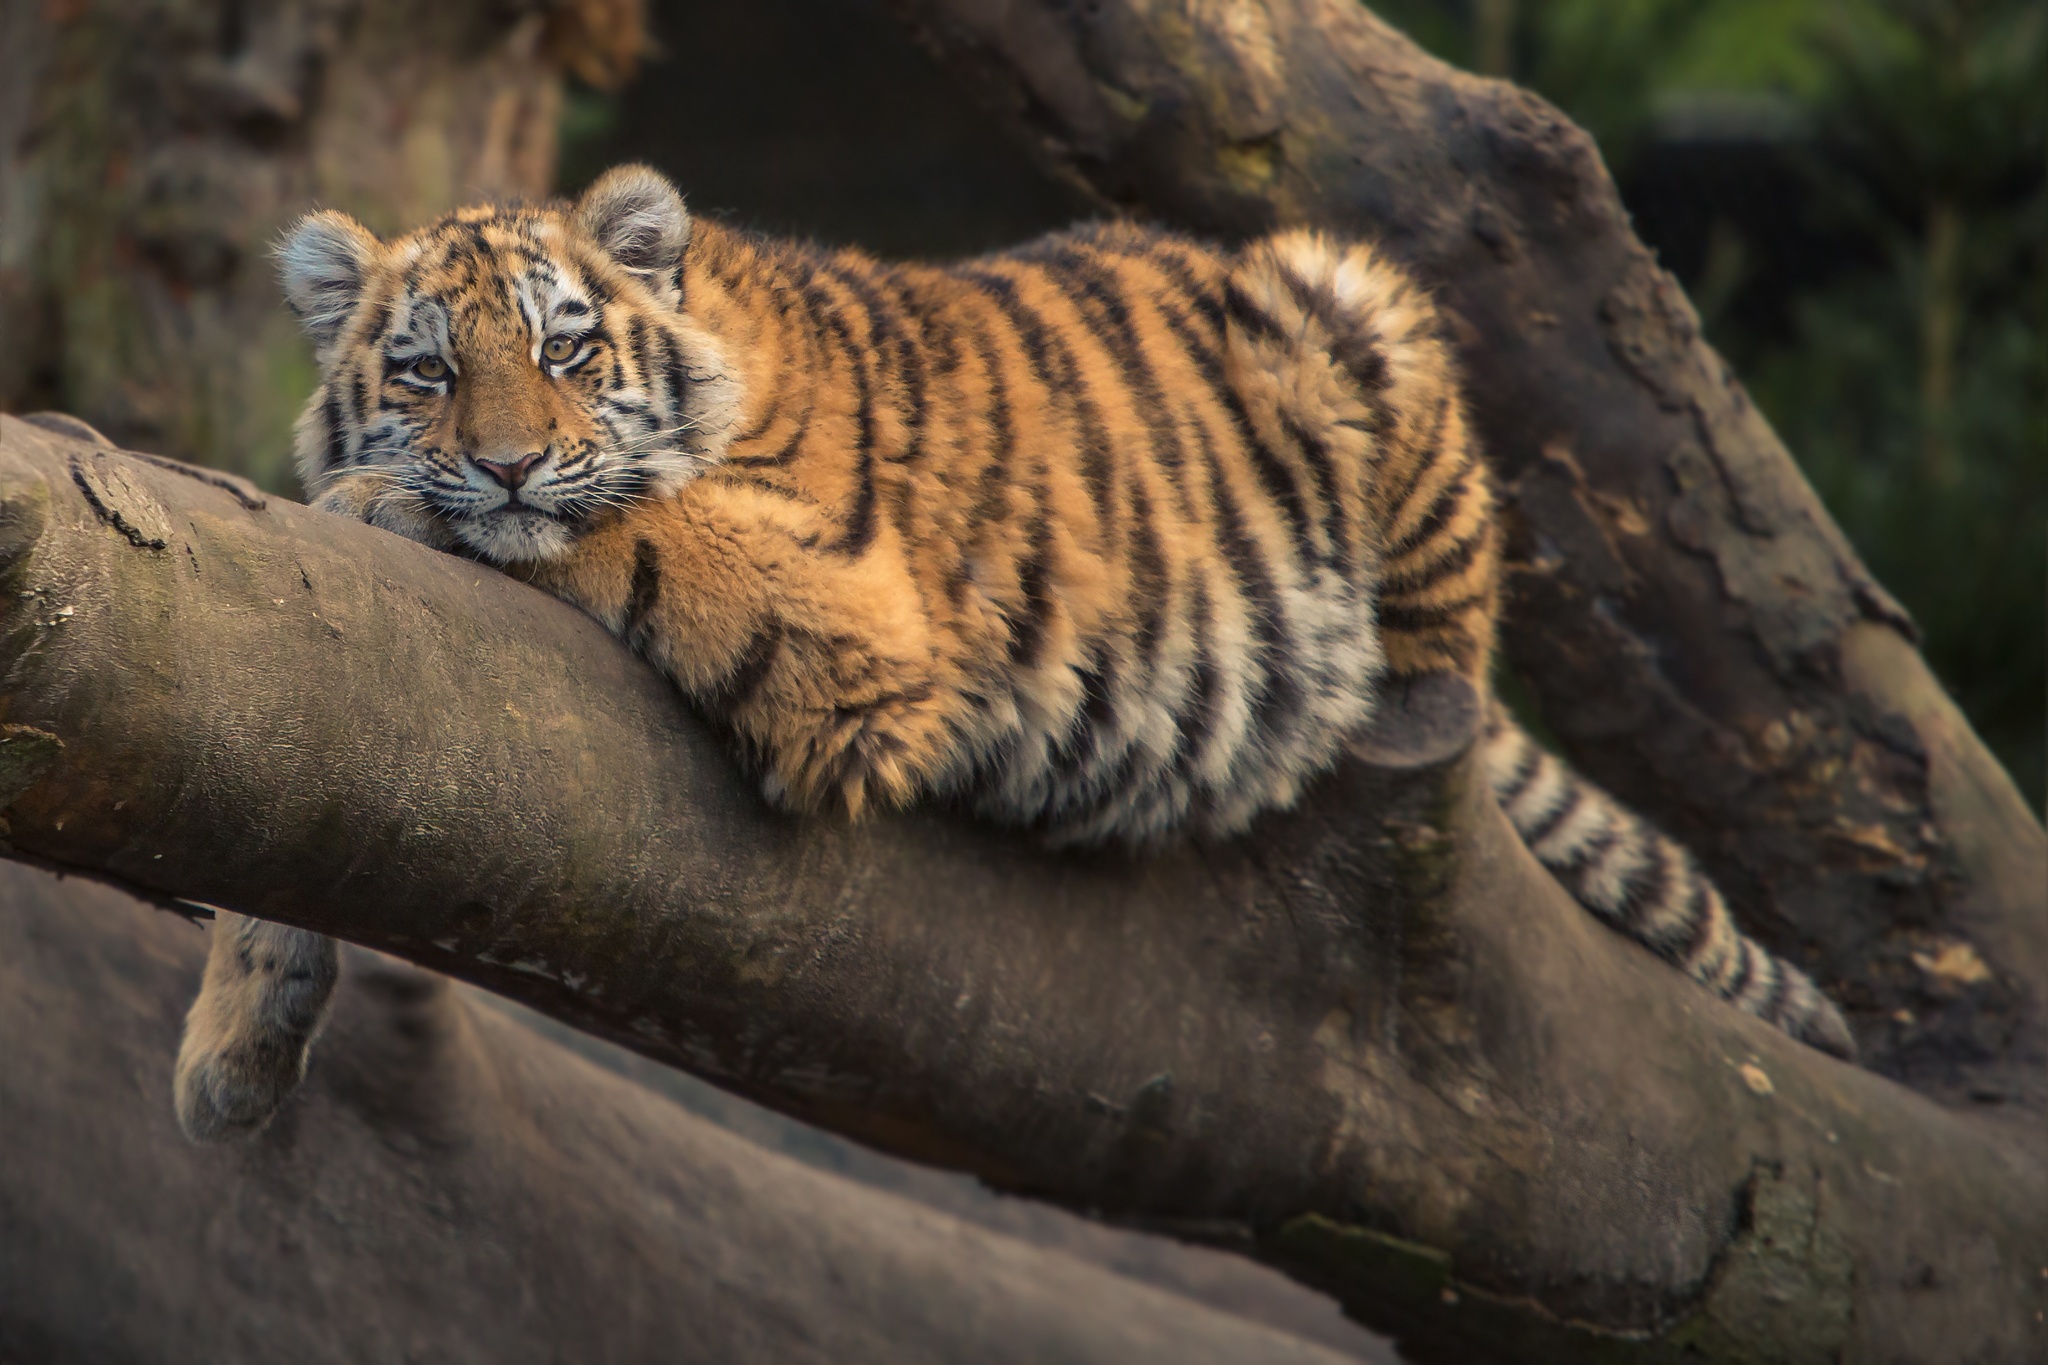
764;696;949;821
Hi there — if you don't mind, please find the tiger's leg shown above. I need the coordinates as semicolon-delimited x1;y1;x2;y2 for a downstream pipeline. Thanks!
174;914;340;1141
531;488;959;819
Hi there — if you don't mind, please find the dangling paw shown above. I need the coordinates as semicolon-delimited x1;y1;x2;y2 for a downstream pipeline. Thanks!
173;914;339;1143
174;1022;317;1142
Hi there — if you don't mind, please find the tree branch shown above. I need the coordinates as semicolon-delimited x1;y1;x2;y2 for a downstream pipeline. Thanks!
0;858;1358;1365
4;415;2043;1360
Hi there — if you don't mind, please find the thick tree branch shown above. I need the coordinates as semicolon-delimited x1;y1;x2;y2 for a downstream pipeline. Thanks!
3;417;2043;1360
0;860;1356;1365
888;0;2047;1106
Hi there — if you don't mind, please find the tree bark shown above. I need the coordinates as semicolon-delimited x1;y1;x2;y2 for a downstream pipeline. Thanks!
3;413;2043;1361
0;0;633;491
886;0;2045;1110
0;857;1362;1365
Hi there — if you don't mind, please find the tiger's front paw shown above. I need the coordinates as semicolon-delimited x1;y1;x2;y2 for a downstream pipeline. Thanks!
173;1025;314;1143
173;914;339;1143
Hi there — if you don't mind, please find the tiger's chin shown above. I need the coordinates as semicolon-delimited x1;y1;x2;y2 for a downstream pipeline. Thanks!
451;508;579;565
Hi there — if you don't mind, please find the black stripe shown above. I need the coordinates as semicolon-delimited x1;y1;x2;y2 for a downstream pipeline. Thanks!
1066;641;1123;766
715;621;785;713
1375;593;1488;634
1518;779;1583;849
1377;393;1453;521
959;268;1118;532
1557;819;1622;882
726;394;782;448
1670;866;1720;965
1279;411;1349;571
1175;576;1220;780
1127;479;1169;672
602;396;658;426
1223;278;1287;343
637;322;674;413
827;263;931;467
321;394;348;469
1723;938;1756;1003
1756;953;1793;1023
799;271;879;555
725;313;820;469
1147;286;1322;569
960;317;1016;539
1203;433;1298;738
724;400;812;468
1379;524;1492;596
1141;242;1228;334
1033;247;1190;496
1611;831;1675;937
625;539;662;644
1007;516;1054;668
839;356;878;554
1268;253;1393;395
1383;456;1476;560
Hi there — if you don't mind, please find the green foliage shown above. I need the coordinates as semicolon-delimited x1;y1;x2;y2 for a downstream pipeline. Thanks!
1373;0;2046;807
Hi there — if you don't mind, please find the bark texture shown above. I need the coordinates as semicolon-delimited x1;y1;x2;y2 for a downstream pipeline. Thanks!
887;0;2045;1116
2;415;2043;1362
0;0;636;491
0;858;1363;1365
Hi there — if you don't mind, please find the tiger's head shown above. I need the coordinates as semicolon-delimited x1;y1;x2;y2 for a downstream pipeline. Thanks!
280;165;739;564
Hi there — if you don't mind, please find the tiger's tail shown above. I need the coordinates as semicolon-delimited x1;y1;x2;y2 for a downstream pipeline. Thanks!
1480;709;1855;1058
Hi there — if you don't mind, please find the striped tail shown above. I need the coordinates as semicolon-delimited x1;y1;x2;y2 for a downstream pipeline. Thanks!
1480;709;1855;1059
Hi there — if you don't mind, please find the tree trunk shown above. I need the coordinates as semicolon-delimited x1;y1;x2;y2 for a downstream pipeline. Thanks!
0;0;625;490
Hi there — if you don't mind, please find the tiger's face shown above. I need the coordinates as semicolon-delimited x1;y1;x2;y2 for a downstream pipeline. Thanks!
281;166;737;564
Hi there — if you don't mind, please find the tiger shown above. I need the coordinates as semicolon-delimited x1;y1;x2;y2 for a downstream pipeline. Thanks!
172;165;1855;1142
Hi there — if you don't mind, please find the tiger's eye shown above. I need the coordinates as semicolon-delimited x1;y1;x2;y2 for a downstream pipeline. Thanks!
412;356;449;381
542;335;577;363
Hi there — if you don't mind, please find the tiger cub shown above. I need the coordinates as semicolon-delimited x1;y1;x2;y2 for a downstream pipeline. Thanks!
172;166;1853;1141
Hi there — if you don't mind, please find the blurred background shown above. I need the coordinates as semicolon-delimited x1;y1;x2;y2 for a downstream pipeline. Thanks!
2;0;2039;802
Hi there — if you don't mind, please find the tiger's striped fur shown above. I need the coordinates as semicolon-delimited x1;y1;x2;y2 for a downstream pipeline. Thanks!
170;166;1851;1141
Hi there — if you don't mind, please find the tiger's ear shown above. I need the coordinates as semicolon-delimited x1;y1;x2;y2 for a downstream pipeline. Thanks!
278;211;378;353
574;164;690;299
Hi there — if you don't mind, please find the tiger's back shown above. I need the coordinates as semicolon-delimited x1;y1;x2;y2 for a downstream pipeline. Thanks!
553;215;1496;845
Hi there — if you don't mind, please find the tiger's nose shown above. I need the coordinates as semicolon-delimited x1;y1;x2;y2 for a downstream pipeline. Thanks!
472;451;545;490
